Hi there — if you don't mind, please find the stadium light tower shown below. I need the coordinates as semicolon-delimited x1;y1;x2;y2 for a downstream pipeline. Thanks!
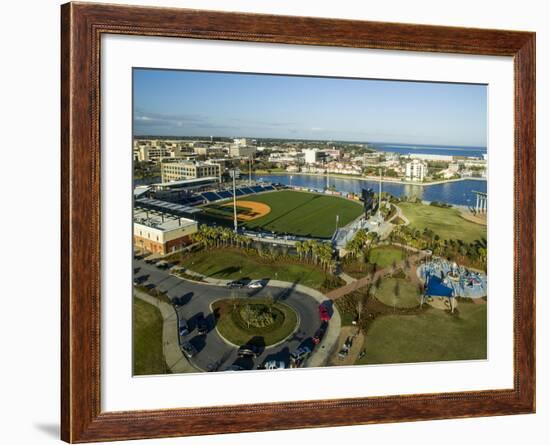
378;168;383;218
232;170;238;233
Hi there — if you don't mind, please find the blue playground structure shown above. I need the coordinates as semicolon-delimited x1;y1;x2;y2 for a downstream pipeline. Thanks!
418;259;487;299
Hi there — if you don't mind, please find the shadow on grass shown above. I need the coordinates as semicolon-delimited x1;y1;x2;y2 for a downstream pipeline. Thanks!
209;265;241;278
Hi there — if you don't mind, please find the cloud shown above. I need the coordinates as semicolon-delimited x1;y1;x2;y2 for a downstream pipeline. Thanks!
133;109;209;128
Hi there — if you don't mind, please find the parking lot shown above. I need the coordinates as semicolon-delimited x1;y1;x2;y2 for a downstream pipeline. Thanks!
134;258;331;372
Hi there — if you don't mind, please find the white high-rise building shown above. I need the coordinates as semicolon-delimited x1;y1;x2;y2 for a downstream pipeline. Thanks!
233;138;249;146
405;159;427;182
303;148;326;164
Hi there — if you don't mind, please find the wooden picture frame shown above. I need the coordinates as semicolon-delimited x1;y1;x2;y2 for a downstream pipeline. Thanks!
61;2;535;442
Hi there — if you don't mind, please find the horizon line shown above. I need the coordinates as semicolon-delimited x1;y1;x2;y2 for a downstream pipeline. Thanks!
133;134;487;150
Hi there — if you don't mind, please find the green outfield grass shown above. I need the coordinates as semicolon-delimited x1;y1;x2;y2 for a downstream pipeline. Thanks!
357;303;487;365
398;202;486;243
203;190;363;238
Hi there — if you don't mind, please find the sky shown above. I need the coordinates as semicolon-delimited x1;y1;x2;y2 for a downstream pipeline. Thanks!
133;69;487;147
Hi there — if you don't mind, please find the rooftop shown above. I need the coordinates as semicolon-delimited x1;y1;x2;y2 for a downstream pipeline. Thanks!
135;197;202;215
133;208;197;232
151;176;219;188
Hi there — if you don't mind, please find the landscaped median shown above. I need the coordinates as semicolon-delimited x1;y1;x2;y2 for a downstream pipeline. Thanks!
211;297;299;347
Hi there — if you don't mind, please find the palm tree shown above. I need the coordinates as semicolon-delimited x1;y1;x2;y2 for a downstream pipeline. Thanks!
295;241;304;261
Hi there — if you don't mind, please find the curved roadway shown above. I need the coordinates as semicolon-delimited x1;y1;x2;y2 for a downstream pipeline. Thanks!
134;259;325;372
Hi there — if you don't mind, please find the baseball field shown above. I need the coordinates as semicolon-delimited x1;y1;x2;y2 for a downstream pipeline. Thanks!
202;190;363;238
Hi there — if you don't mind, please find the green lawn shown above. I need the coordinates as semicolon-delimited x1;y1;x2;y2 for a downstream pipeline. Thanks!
375;277;420;308
398;202;486;243
368;245;406;268
203;190;363;238
179;248;329;289
357;304;487;365
212;298;298;346
133;297;170;376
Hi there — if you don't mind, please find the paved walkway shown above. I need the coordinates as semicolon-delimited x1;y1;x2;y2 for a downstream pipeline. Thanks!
388;203;410;225
327;249;430;300
338;271;357;284
134;289;198;374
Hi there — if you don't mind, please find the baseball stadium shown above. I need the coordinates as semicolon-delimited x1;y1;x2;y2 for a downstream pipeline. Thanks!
201;189;364;239
135;178;366;241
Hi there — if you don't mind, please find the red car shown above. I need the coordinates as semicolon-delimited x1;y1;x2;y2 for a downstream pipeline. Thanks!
318;304;331;322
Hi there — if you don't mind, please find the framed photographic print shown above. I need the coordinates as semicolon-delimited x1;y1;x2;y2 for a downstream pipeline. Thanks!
61;2;535;443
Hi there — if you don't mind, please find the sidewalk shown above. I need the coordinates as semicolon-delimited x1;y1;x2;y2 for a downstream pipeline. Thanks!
338;271;357;284
134;289;198;374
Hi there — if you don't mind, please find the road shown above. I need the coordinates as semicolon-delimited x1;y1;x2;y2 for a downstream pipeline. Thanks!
134;259;328;372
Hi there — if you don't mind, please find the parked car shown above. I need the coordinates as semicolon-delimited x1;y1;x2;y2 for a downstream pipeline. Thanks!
144;258;158;264
196;313;208;335
247;280;264;289
226;364;245;371
318;304;331;322
206;361;222;372
133;275;147;286
178;318;189;337
262;360;286;370
226;279;246;289
156;261;170;270
312;321;328;345
290;346;312;368
237;344;261;358
181;341;197;358
172;295;186;306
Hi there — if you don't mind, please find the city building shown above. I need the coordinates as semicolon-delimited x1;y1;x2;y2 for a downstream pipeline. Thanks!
193;145;226;156
233;138;249;146
325;148;342;160
303;148;326;164
136;145;180;163
229;145;257;158
363;152;382;165
405;159;427;182
439;162;461;179
161;161;221;182
133;208;198;255
268;153;302;165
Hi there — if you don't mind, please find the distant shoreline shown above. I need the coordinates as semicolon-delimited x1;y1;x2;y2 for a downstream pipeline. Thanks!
253;171;487;187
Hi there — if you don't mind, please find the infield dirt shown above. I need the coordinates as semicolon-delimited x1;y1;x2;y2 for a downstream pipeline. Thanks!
222;200;271;221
